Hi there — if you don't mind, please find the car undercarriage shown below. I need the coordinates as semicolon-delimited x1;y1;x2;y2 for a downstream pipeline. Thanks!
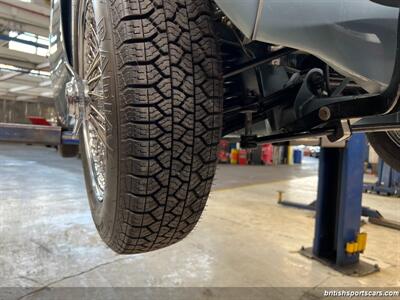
215;11;400;149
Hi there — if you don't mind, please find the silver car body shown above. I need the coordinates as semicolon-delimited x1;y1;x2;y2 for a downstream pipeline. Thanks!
49;0;79;128
215;0;399;92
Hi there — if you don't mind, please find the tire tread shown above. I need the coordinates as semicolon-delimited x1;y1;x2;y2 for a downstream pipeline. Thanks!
108;0;222;253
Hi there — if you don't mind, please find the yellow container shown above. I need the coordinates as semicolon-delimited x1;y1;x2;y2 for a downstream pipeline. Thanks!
287;146;294;165
230;149;239;165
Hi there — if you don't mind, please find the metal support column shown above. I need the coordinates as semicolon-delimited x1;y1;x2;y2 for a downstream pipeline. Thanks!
364;159;400;196
301;134;379;276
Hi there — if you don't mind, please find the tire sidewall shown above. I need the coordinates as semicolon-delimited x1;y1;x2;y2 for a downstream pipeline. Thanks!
367;131;400;172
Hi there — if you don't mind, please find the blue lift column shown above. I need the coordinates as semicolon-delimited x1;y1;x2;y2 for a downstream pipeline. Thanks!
301;134;379;276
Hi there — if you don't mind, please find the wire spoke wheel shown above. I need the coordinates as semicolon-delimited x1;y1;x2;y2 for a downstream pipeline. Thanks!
80;1;107;202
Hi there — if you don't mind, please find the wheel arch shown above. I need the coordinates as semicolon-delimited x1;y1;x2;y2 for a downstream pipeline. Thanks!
60;0;73;65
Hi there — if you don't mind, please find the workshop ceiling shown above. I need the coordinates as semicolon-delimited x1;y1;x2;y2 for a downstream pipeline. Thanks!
0;0;51;104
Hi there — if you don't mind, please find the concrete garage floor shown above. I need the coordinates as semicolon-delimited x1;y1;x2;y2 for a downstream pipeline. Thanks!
0;143;399;299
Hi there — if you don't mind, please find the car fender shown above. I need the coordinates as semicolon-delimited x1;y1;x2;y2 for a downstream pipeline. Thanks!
49;0;75;129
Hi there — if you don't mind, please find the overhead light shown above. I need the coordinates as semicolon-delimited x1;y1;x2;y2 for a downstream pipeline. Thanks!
39;80;51;87
0;72;20;81
16;95;35;101
37;62;50;69
40;91;53;97
9;85;31;93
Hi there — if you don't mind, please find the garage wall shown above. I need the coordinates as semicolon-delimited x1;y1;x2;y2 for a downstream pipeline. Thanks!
0;99;56;124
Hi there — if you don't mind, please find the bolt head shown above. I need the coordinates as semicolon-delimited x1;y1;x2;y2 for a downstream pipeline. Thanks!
319;107;331;121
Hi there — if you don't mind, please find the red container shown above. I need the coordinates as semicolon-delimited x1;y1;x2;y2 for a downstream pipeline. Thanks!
261;144;273;165
238;149;248;165
217;139;230;163
28;116;51;126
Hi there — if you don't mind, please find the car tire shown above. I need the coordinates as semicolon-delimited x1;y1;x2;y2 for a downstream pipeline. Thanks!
367;131;400;171
77;0;223;254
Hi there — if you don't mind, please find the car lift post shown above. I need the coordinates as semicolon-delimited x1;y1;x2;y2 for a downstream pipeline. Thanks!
300;133;380;276
364;159;400;197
